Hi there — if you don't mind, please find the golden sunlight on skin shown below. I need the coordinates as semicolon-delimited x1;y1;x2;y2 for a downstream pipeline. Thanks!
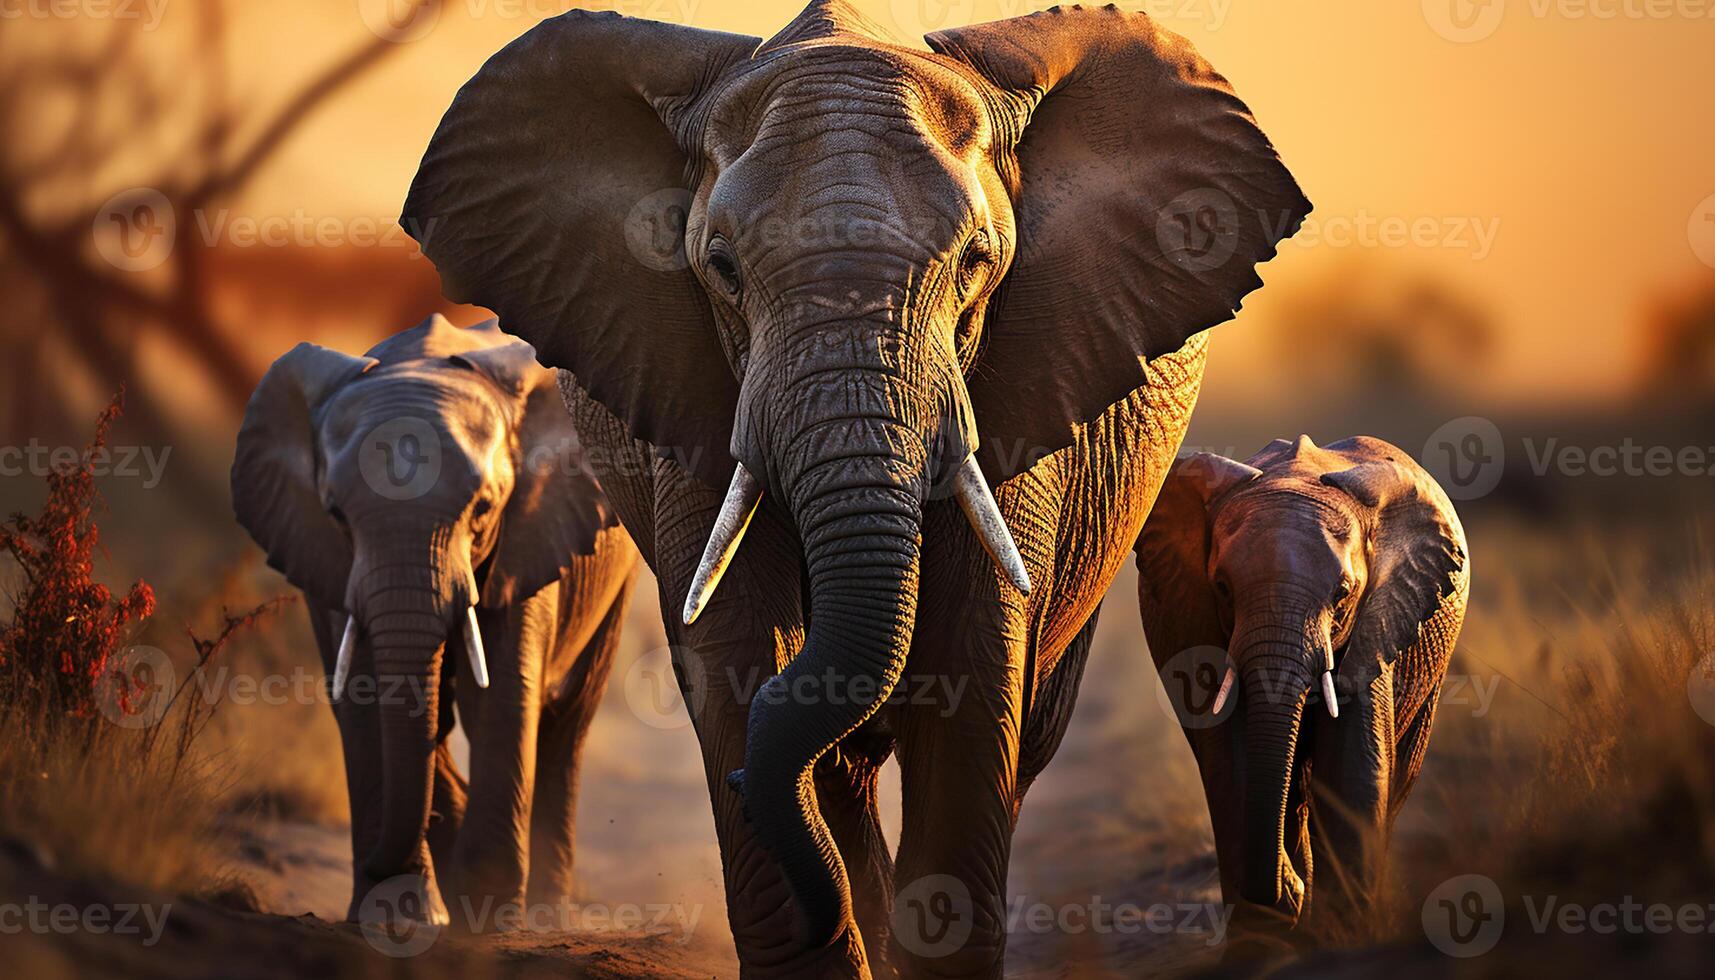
224;0;1715;405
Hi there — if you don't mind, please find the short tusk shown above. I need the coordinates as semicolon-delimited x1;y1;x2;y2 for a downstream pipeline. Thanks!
332;616;357;703
683;464;764;626
952;454;1031;595
464;606;491;690
1321;670;1339;719
1210;664;1237;716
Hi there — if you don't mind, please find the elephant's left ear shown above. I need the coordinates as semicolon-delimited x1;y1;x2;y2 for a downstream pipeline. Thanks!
448;327;543;399
482;369;618;608
1322;458;1468;667
928;7;1310;479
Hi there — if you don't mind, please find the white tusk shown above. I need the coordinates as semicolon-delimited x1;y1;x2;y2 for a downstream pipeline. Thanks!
464;606;491;690
1321;670;1339;719
1210;665;1237;716
683;464;765;626
333;616;357;703
952;454;1032;595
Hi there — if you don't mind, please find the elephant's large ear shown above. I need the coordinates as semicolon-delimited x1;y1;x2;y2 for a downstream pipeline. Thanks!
401;12;761;490
1321;457;1468;675
482;365;618;609
1134;453;1260;653
927;8;1311;479
232;344;377;610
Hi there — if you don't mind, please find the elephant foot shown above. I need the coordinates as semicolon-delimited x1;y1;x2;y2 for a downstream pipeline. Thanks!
740;923;871;980
1226;867;1307;961
349;870;450;956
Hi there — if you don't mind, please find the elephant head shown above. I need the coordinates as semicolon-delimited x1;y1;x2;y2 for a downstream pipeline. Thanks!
1140;436;1466;925
402;1;1309;946
231;314;610;914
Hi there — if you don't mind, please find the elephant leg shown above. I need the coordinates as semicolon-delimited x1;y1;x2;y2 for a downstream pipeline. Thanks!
1184;714;1246;912
1307;666;1396;940
427;740;468;884
527;571;635;910
447;588;553;930
653;472;871;979
1015;605;1100;809
815;730;896;975
891;614;1027;979
310;605;386;920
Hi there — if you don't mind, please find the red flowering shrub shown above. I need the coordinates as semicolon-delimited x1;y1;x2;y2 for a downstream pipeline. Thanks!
0;391;156;735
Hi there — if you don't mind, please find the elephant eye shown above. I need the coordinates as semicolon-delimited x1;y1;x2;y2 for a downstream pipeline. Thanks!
707;237;742;298
957;234;993;292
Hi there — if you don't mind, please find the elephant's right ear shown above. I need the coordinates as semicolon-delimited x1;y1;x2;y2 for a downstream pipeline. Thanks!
232;343;376;610
401;12;761;490
1134;453;1260;651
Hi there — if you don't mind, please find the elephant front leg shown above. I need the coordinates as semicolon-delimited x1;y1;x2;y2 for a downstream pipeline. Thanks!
1306;667;1396;941
891;610;1027;979
528;573;634;909
447;592;551;931
666;591;871;979
815;730;896;975
309;606;386;920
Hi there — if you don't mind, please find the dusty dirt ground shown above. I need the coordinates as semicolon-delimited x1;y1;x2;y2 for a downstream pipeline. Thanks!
4;561;1228;978
217;562;1225;978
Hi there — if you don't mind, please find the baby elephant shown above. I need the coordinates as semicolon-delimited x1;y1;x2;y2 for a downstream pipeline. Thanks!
233;314;638;931
1135;435;1468;945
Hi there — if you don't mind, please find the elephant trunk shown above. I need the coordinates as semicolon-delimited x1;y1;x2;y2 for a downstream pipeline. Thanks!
1234;595;1317;922
353;533;464;886
735;448;924;949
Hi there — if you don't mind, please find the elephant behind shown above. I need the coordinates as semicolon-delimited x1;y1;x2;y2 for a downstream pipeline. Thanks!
232;314;638;928
1135;435;1469;947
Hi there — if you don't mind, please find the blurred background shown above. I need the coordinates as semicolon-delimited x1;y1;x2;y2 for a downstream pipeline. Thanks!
3;1;1715;976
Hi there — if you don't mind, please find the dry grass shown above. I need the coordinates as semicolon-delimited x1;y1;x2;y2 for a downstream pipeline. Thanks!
1368;509;1715;948
0;395;292;899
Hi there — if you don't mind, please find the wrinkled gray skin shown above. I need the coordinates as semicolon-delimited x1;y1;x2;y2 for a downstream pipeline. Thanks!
1136;436;1468;948
402;3;1309;975
233;315;638;929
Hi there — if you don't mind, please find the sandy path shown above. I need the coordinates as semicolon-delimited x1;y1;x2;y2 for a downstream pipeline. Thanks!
236;564;1224;977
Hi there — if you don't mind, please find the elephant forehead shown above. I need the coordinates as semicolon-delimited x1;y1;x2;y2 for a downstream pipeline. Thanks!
321;372;509;458
707;44;992;166
1214;484;1357;552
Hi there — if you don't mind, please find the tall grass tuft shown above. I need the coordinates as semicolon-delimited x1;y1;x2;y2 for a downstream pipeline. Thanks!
0;392;283;896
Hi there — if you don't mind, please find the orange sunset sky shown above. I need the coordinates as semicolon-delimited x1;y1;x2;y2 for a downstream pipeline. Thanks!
78;0;1715;403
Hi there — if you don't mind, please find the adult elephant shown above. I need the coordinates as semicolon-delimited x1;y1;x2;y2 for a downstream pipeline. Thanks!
403;3;1308;975
232;315;638;929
